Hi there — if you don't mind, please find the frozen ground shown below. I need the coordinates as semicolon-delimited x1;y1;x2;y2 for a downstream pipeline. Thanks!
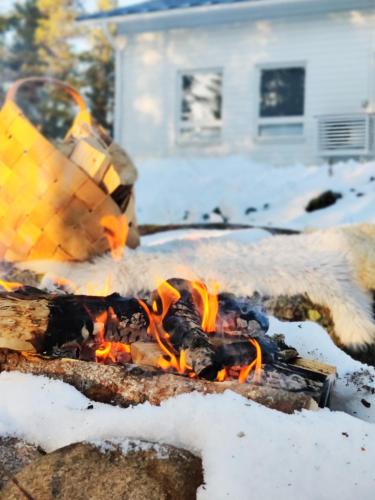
1;158;375;497
136;157;375;229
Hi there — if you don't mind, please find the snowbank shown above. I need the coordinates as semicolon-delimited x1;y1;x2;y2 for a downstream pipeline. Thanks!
136;157;375;228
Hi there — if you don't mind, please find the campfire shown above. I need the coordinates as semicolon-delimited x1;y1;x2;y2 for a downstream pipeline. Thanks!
0;79;336;417
0;212;336;415
50;277;265;383
0;270;336;414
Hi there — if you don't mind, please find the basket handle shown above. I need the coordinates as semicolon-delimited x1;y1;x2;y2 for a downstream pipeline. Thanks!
5;77;93;138
6;77;87;111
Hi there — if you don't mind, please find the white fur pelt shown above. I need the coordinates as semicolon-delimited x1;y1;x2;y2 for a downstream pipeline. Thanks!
25;224;375;350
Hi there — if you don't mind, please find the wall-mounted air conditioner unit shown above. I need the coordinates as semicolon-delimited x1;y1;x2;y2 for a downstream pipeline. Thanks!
317;113;374;159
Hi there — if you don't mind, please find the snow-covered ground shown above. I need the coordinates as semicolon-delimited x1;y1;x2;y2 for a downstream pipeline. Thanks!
136;157;375;229
1;158;375;498
1;318;375;499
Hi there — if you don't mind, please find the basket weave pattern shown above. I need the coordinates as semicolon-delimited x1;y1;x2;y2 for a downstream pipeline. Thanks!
0;78;135;262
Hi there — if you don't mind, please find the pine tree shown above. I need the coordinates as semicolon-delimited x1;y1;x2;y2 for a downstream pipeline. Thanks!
80;0;116;133
0;15;9;102
35;0;79;81
2;1;41;79
1;0;116;137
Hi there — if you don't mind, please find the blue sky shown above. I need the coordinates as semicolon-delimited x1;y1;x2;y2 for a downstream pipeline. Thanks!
0;0;142;14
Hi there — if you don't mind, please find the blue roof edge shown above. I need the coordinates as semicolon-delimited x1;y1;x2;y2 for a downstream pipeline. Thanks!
77;0;256;22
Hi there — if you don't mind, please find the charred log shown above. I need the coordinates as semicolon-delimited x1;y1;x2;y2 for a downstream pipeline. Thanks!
0;288;148;355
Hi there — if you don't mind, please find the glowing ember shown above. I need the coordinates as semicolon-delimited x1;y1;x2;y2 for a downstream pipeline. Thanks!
96;341;131;363
191;281;219;333
100;214;129;261
93;307;131;363
0;279;23;291
216;368;227;382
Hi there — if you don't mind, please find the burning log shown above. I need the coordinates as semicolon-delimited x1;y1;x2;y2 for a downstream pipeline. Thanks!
0;283;336;412
0;288;148;354
0;351;319;413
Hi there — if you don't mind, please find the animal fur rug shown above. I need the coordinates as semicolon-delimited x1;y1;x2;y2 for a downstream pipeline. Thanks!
25;223;375;352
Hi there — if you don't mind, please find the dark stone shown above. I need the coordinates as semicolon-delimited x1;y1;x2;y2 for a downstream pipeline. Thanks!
245;207;257;215
202;213;210;221
263;203;270;210
0;437;42;489
1;441;203;500
305;190;342;212
212;207;228;223
356;192;365;197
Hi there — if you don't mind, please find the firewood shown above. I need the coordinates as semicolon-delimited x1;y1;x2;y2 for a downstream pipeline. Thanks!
0;288;264;380
0;351;318;413
0;289;148;354
130;342;161;367
163;294;218;378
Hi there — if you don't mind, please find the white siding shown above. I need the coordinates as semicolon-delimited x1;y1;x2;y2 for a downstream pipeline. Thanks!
116;8;375;165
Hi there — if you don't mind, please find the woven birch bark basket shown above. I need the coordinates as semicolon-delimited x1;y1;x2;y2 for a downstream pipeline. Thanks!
0;77;139;262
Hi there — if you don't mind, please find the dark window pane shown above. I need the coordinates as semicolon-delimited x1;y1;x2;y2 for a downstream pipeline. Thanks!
260;67;305;118
180;72;222;124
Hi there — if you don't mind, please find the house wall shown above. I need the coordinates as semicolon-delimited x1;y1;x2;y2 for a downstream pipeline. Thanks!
115;8;375;165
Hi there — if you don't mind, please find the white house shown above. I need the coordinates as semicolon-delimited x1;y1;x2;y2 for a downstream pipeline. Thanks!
80;0;375;166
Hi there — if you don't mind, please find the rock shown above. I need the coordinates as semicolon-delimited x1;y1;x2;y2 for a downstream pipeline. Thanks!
245;207;257;215
262;294;335;340
1;440;203;500
305;190;342;212
211;206;228;223
0;437;43;489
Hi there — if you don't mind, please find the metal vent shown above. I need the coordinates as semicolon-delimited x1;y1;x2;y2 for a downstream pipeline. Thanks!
317;113;374;158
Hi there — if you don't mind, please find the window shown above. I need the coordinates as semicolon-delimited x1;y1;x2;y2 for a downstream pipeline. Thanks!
178;70;223;142
258;66;305;138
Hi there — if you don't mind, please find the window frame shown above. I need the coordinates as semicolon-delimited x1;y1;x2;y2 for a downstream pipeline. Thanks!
256;62;307;142
175;67;224;145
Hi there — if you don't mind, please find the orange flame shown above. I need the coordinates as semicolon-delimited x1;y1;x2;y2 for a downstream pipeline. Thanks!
238;339;263;384
0;279;23;291
96;341;131;363
93;307;131;363
100;214;128;261
191;281;219;332
138;281;191;375
216;368;227;382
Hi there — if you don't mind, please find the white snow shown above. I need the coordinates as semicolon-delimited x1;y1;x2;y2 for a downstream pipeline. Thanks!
1;158;375;497
1;319;375;499
136;157;375;229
